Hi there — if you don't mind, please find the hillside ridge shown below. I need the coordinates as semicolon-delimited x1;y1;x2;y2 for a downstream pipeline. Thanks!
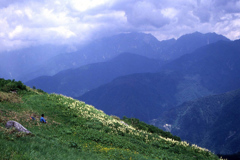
0;78;221;160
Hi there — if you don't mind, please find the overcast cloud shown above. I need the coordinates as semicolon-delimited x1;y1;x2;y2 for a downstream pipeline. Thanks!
0;0;240;52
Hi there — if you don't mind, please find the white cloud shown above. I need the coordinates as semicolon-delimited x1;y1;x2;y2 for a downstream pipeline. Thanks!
69;0;112;12
161;8;178;19
48;26;76;39
125;1;170;28
9;25;23;39
0;0;240;52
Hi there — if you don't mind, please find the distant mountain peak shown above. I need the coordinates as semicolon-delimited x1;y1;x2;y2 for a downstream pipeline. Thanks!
177;31;230;41
111;32;160;43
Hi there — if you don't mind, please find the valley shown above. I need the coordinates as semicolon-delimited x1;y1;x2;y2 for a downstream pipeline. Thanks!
1;32;239;157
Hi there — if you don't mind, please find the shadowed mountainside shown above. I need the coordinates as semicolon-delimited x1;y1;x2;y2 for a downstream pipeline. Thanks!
25;53;164;97
79;40;240;122
151;89;240;155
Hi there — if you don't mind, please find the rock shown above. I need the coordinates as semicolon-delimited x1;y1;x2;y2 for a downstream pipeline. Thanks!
5;120;31;134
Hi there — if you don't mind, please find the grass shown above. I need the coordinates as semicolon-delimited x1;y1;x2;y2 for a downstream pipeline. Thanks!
0;79;222;160
0;91;23;103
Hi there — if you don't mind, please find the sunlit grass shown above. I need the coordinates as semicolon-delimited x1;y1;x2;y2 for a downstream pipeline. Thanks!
0;79;221;160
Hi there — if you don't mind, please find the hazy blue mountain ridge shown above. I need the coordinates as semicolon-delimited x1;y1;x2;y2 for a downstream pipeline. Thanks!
25;53;164;97
79;72;181;121
79;39;240;122
162;39;240;93
38;32;229;76
0;32;229;82
163;32;230;60
0;44;72;81
20;32;163;81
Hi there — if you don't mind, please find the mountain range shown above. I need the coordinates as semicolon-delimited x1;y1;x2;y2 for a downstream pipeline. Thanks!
25;53;163;97
25;32;229;81
0;32;229;82
24;32;230;97
79;39;240;122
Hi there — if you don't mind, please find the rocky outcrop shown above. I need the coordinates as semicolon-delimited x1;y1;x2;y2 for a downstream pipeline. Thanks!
5;120;31;134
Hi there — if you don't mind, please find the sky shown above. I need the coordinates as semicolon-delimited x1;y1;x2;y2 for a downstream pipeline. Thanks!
0;0;240;52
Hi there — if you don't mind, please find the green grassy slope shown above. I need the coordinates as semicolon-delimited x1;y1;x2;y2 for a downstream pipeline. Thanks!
0;79;221;160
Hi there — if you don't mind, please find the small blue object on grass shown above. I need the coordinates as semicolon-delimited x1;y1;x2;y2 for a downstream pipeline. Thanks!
30;117;35;120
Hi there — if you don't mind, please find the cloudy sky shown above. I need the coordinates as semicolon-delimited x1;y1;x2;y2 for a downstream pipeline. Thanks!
0;0;240;52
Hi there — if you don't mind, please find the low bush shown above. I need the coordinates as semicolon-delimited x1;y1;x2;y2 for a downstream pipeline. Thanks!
0;79;27;92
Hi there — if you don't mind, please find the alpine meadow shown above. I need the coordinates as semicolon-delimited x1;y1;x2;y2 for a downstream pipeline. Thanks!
0;79;220;160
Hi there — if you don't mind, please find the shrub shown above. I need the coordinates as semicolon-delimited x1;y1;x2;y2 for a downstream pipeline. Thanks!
37;89;45;93
0;79;27;92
